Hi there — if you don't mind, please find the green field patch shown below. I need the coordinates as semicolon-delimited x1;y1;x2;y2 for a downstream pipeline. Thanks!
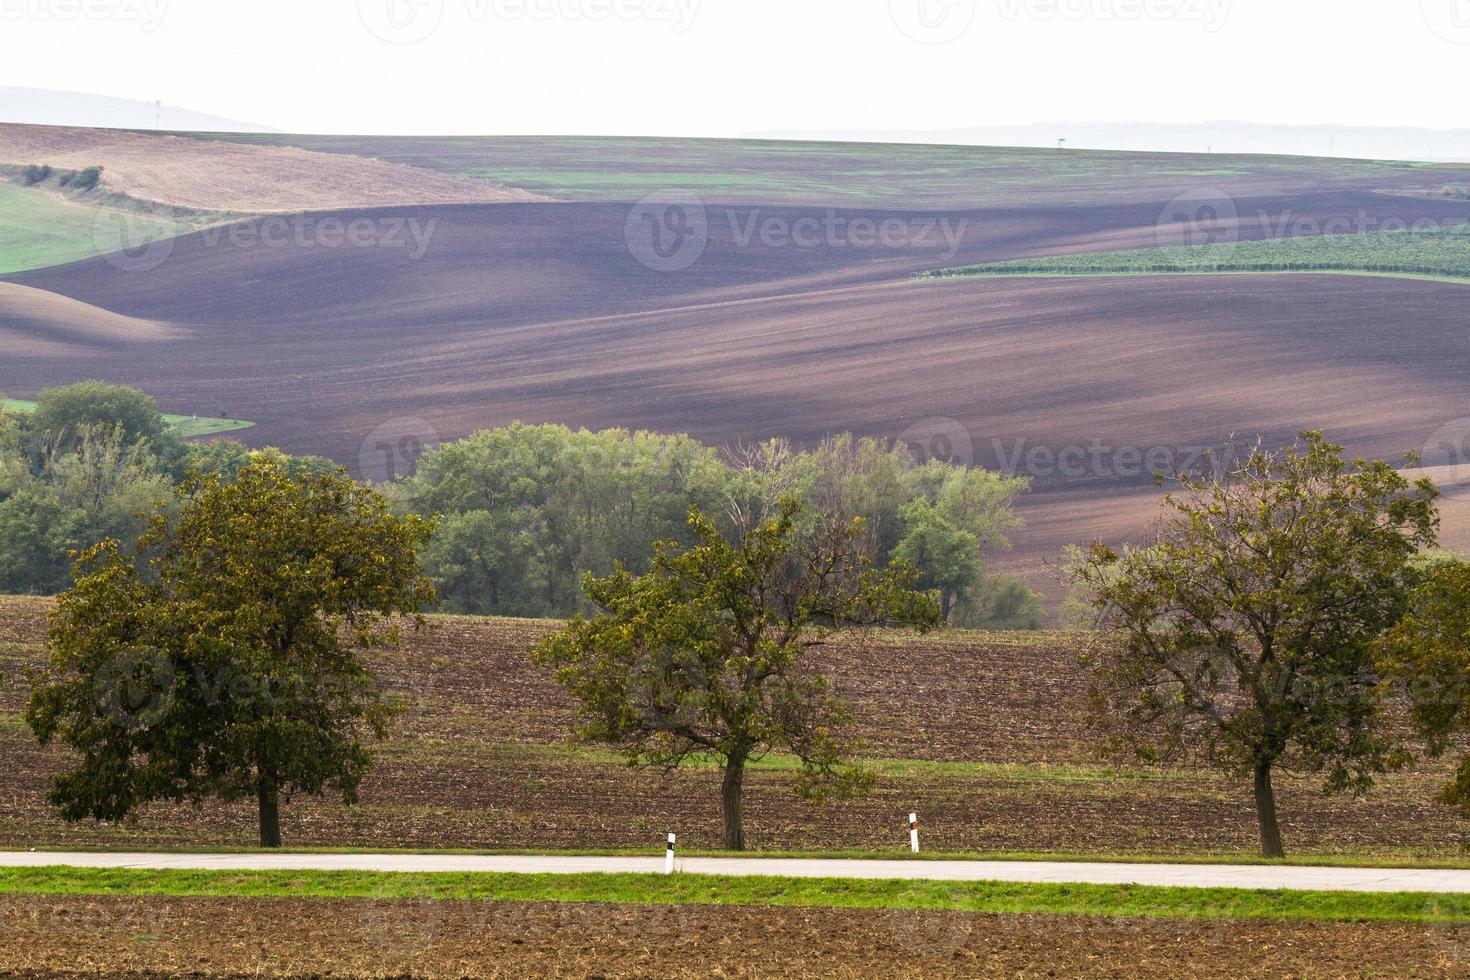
0;183;191;276
0;398;253;439
923;226;1470;283
2;866;1465;924
201;133;1460;208
385;739;1201;787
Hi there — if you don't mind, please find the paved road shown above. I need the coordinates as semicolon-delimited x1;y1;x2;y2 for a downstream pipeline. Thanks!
4;851;1470;893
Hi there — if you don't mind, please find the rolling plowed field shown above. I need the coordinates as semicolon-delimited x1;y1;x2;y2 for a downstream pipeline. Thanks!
6;132;1470;604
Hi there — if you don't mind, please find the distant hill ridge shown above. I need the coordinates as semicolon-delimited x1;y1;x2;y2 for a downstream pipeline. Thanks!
0;85;279;133
749;120;1470;163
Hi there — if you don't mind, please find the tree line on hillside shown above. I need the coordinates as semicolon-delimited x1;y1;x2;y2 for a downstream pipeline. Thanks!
0;384;1044;628
18;383;1470;859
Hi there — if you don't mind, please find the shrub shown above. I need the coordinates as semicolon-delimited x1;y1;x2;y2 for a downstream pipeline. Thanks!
1444;185;1470;200
22;164;52;186
69;166;103;191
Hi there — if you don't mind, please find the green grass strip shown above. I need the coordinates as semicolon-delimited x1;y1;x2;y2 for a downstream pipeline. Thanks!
923;226;1470;283
2;867;1467;924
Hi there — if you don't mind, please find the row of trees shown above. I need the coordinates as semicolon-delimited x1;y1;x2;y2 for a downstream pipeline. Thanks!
1;386;1043;629
534;432;1470;856
25;447;938;850
387;423;1039;627
21;382;1470;857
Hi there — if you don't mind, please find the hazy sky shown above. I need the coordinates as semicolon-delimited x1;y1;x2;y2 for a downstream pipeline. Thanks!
3;0;1469;135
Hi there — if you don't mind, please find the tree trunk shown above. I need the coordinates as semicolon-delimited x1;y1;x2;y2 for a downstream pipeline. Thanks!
257;780;282;849
1253;759;1285;859
721;753;748;851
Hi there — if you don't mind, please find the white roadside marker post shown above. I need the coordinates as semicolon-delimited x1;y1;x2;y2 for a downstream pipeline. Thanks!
909;813;920;853
665;832;677;874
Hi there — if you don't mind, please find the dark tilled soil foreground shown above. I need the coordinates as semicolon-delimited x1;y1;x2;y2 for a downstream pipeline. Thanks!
0;894;1463;978
4;596;1466;857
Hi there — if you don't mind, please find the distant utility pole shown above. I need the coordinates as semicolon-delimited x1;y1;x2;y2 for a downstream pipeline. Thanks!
1057;138;1068;150
155;100;162;131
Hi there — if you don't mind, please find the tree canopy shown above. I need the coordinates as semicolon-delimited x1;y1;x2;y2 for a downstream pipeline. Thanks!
1067;433;1439;858
534;498;942;849
25;452;437;846
31;380;175;458
392;424;1029;623
1377;560;1470;813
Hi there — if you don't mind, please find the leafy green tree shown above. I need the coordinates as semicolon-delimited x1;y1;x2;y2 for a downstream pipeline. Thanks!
954;574;1047;630
0;486;84;594
0;428;170;594
1067;433;1438;858
893;498;981;615
395;423;725;616
176;438;255;482
25;452;437;847
535;499;942;850
1377;560;1470;812
895;463;1028;620
31;381;173;457
423;509;538;616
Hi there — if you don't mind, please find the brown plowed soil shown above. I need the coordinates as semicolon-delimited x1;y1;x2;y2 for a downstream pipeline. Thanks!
2;596;1464;856
0;893;1463;978
0;282;177;355
5;149;1470;608
0;124;544;213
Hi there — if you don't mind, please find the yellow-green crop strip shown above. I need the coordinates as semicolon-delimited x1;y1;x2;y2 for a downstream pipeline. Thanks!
923;226;1470;283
